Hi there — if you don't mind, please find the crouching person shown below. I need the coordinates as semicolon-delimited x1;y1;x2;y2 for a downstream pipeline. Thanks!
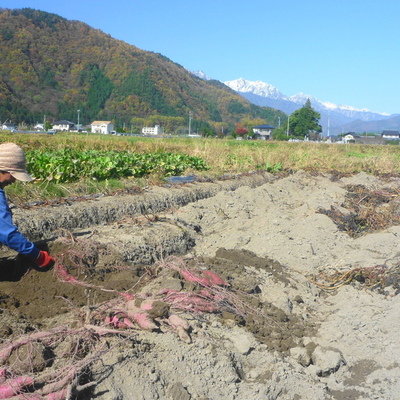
0;143;54;270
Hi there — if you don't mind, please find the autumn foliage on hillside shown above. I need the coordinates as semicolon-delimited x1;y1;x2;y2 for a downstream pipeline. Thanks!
0;8;284;133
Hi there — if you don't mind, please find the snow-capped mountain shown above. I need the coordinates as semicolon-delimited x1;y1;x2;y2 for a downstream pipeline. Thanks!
224;78;390;121
286;91;389;119
191;70;212;81
224;78;286;100
223;78;394;134
192;72;396;134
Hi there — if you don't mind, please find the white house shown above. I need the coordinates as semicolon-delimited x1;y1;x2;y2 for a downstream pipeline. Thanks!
52;120;75;132
343;134;355;143
142;125;164;135
1;123;17;131
381;130;400;140
253;124;275;140
34;123;45;131
91;121;114;135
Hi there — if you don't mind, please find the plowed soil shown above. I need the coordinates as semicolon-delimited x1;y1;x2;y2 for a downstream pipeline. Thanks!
1;171;400;399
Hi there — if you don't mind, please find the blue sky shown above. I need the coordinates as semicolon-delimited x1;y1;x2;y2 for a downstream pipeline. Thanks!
2;0;400;114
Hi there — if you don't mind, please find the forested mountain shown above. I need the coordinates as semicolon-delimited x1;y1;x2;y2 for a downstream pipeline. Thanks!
0;8;284;133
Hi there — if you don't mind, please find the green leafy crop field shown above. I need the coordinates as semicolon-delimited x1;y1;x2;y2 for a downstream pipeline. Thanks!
1;132;400;202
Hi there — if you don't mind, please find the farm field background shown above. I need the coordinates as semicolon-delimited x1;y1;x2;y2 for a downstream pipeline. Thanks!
2;133;400;398
1;132;400;202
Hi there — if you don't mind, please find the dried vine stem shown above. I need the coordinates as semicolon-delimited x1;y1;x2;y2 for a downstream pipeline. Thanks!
310;265;388;290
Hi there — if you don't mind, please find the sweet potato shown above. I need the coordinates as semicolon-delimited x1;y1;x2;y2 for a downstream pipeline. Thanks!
0;376;34;398
168;314;189;330
201;270;229;286
132;312;157;331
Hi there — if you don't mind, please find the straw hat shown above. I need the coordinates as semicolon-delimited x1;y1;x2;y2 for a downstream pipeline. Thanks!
0;143;33;182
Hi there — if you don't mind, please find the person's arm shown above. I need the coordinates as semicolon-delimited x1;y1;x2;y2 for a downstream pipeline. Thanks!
0;190;40;258
0;190;54;268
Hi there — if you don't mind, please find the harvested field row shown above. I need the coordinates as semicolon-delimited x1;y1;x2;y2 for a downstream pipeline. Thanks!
1;171;400;399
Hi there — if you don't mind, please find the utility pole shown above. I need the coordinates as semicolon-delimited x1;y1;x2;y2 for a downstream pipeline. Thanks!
188;111;193;135
286;115;290;136
327;113;330;138
77;110;81;132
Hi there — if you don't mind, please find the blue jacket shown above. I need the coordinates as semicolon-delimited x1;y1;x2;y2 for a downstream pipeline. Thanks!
0;189;40;258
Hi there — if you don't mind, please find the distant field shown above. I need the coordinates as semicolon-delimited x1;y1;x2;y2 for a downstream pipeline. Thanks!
1;133;400;202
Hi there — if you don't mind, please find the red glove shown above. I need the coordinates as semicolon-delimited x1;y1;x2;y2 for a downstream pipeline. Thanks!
36;250;55;269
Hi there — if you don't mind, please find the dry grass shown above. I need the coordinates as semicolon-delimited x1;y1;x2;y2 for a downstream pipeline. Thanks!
310;265;389;291
319;185;400;237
